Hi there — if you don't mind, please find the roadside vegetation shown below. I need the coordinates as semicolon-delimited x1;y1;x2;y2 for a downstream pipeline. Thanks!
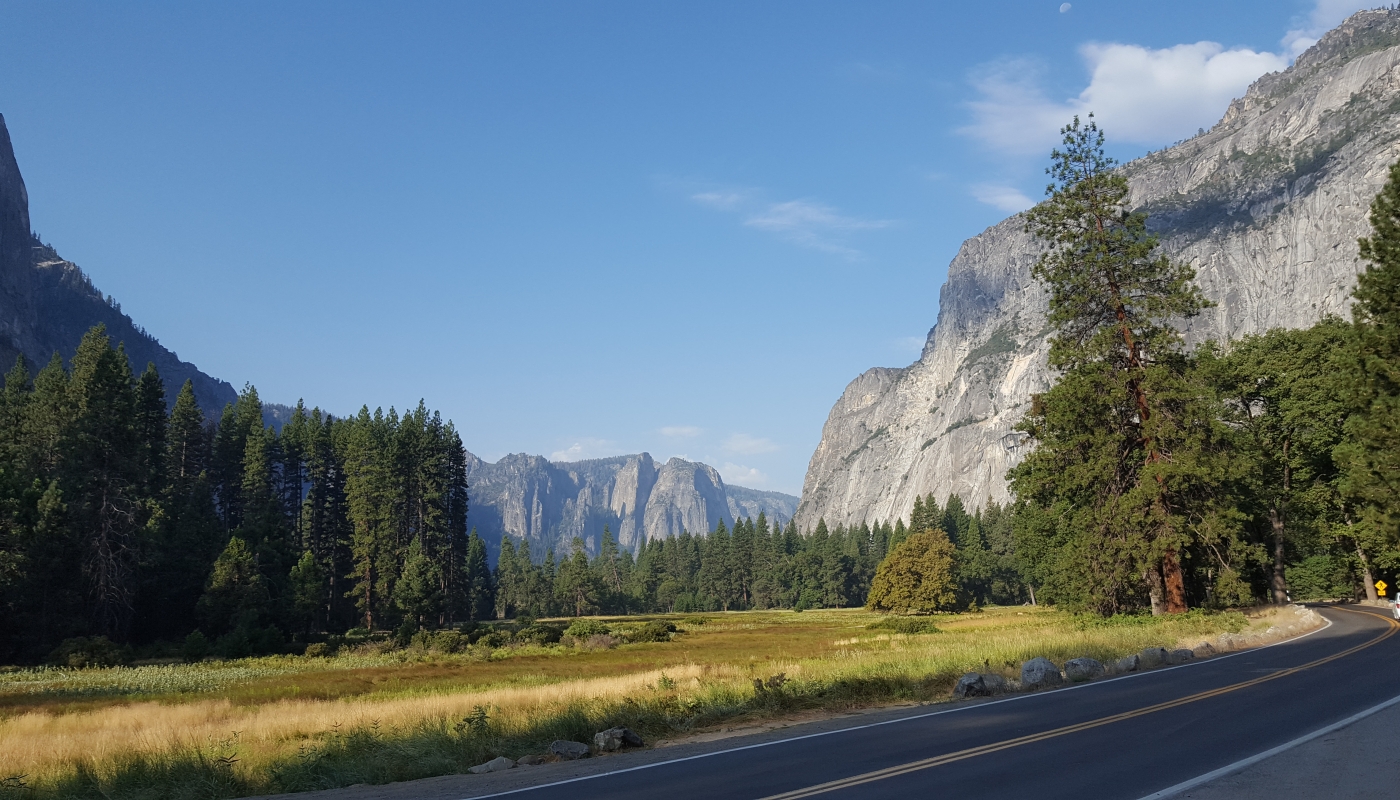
0;605;1266;799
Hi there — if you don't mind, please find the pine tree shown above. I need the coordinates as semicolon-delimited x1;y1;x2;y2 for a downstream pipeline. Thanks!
1340;155;1400;549
393;537;442;629
1013;115;1211;615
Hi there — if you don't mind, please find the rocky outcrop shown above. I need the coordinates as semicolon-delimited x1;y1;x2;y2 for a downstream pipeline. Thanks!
0;114;236;415
465;451;798;562
1020;657;1064;691
796;10;1400;529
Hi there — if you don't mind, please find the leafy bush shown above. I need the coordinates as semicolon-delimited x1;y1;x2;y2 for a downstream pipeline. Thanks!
866;617;940;635
622;621;676;643
564;619;611;638
475;631;510;648
302;642;334;658
48;636;127;668
181;631;212;662
516;624;563;646
1287;555;1357;601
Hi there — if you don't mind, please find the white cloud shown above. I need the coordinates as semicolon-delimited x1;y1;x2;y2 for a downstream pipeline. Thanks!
744;199;894;258
1283;1;1368;57
549;437;619;462
723;433;781;455
963;42;1287;156
691;191;748;210
660;425;702;438
688;189;894;259
971;183;1036;212
721;462;770;488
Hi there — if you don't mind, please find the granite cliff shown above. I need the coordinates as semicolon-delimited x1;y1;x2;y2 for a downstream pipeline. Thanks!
796;10;1400;530
0;113;236;413
464;451;797;562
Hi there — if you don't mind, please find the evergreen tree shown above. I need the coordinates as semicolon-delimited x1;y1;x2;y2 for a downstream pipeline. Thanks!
1340;155;1400;553
1013;115;1212;615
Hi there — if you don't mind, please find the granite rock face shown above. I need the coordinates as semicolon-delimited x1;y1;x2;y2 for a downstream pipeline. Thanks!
0;113;236;414
796;10;1400;530
465;451;797;562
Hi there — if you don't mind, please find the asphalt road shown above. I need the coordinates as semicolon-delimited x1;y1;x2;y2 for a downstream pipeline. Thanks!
446;604;1400;800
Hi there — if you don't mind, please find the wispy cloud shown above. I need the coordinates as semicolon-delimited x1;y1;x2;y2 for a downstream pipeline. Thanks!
550;437;619;462
660;425;702;438
687;189;895;260
723;433;780;455
721;462;770;489
971;183;1035;213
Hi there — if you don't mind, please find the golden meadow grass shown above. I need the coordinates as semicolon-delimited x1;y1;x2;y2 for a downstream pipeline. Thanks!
0;606;1267;798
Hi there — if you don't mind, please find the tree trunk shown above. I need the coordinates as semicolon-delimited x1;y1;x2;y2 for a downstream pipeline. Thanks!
1028;584;1037;606
1162;550;1188;613
1356;537;1378;603
1269;507;1288;604
1146;564;1166;616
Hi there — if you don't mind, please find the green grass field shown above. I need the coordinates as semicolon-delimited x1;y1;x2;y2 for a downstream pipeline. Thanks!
0;606;1271;800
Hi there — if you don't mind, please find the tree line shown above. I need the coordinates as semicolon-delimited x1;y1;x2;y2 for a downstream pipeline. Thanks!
0;333;491;662
492;493;1027;618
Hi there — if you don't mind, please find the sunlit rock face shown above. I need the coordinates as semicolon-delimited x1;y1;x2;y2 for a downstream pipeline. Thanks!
796;10;1400;530
465;451;797;562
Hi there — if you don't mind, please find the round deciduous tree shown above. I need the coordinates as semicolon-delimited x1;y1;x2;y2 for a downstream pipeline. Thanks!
866;530;963;614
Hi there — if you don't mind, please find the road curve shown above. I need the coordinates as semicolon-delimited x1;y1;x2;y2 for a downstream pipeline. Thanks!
452;605;1400;800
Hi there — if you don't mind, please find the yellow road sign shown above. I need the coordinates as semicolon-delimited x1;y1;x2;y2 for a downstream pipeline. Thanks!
1376;580;1388;595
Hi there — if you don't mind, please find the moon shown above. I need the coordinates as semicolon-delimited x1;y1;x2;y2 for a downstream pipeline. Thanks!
1059;2;1071;11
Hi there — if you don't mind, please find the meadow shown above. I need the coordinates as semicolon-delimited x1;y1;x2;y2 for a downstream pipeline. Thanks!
0;606;1273;799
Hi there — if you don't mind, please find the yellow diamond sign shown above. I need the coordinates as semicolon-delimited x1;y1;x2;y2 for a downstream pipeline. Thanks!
1376;579;1388;596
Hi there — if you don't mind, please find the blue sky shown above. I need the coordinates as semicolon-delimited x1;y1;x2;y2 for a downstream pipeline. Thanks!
0;0;1368;494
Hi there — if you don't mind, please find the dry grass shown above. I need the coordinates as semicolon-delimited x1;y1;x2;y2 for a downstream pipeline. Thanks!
0;606;1273;798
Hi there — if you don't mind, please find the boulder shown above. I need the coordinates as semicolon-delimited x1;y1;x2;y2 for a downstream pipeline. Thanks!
952;672;1010;698
1139;647;1168;668
1064;657;1105;683
549;740;591;760
1166;648;1195;665
1020;657;1063;691
1114;653;1140;673
1193;642;1216;658
516;754;547;766
594;726;644;752
468;756;516;774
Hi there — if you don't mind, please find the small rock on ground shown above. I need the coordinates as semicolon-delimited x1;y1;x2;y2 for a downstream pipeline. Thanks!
952;672;1009;698
1139;647;1168;668
594;726;644;752
516;754;547;766
468;756;515;774
1115;653;1140;673
549;740;591;760
1166;648;1195;665
1021;657;1064;691
1064;657;1105;682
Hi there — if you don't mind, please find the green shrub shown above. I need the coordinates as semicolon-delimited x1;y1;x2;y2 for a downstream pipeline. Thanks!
476;631;510;648
181;631;212;662
622;621;676;643
867;617;940;635
517;625;563;646
1287;555;1357;601
564;619;611;638
48;636;127;668
303;642;333;658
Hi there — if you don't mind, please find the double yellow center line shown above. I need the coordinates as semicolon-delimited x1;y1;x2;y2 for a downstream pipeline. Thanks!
760;608;1398;799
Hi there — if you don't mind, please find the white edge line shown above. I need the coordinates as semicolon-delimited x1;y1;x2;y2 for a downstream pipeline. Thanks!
465;609;1337;799
1136;688;1400;799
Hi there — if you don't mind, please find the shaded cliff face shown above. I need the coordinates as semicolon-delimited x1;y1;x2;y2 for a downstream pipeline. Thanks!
464;451;797;562
796;10;1400;530
0;114;236;414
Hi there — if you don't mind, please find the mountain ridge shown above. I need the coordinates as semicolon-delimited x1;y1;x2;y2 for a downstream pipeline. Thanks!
796;9;1400;530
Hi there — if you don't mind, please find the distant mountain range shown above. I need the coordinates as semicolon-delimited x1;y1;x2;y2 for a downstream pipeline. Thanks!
0;112;795;556
464;450;797;561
